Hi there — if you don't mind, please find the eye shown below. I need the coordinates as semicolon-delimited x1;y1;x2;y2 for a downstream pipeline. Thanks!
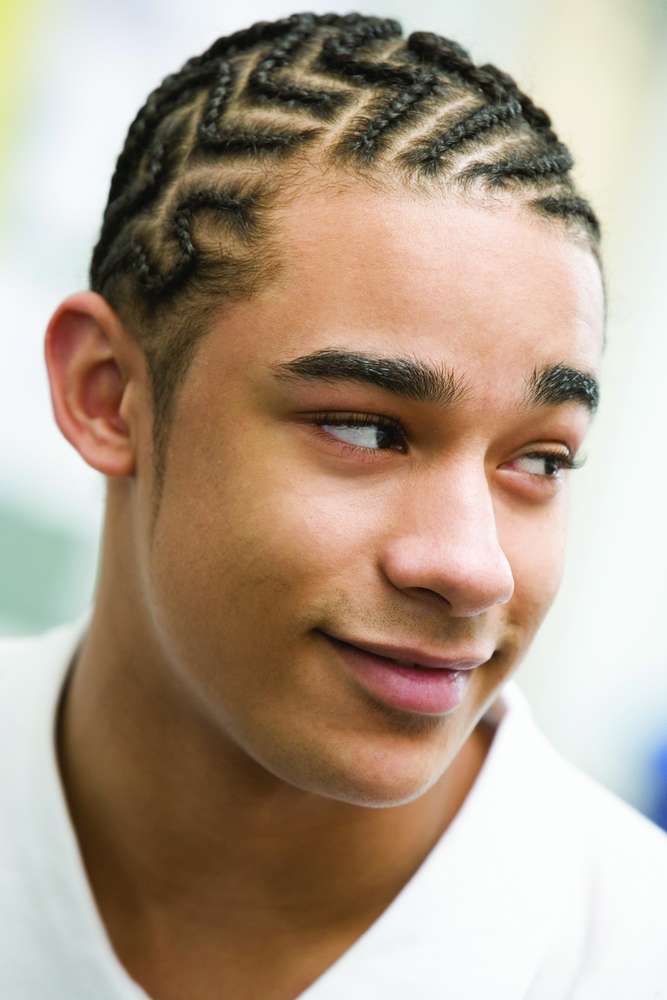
509;450;581;478
314;413;406;452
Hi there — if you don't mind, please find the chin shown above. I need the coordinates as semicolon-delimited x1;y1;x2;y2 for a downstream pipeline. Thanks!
309;763;445;809
262;732;455;809
322;776;440;810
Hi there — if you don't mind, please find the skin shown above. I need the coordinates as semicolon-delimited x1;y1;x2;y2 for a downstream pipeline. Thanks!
46;184;604;1000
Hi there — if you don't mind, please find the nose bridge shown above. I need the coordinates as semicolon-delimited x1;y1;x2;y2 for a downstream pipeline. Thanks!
384;459;514;616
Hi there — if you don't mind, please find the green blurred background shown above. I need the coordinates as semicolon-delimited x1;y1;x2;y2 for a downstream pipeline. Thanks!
0;499;93;634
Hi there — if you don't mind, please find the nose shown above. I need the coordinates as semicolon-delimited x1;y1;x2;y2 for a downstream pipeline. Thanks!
380;463;514;617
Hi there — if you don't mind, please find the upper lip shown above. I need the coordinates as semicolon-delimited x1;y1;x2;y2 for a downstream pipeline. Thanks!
325;634;491;671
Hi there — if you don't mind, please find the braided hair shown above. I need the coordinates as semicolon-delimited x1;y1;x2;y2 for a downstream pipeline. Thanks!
90;12;600;460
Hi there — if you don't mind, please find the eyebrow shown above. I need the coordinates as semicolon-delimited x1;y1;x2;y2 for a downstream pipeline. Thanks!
527;364;599;412
272;349;466;405
272;349;599;413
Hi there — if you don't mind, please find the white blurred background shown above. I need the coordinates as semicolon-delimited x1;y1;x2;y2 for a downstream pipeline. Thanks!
1;0;666;820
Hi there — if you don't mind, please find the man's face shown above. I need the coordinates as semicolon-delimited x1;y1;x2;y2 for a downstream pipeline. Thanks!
137;184;603;807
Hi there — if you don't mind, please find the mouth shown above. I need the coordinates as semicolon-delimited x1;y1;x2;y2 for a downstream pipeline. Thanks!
321;633;490;716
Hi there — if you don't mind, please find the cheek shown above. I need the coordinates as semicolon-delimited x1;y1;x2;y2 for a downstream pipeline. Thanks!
499;498;568;639
147;420;382;651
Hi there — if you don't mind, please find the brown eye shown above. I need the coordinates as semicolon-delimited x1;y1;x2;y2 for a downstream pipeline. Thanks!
513;452;570;477
314;413;406;452
320;422;394;449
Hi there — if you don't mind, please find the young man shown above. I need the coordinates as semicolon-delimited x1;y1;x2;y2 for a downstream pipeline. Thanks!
1;13;666;999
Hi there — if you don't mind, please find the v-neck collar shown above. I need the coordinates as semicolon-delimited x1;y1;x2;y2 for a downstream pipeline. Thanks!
298;687;585;1000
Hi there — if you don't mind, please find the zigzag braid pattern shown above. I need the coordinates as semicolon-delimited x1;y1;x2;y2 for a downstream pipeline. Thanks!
406;33;509;105
403;31;573;186
246;13;349;119
104;12;340;208
91;115;191;282
320;25;442;160
92;14;601;309
127;187;259;298
336;67;442;161
318;18;403;78
106;58;224;207
89;12;601;456
197;49;326;155
401;99;523;173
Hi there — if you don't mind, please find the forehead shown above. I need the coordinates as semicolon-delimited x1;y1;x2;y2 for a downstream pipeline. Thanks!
218;182;604;379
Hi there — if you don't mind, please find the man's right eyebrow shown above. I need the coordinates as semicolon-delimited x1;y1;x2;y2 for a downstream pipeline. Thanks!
271;348;467;406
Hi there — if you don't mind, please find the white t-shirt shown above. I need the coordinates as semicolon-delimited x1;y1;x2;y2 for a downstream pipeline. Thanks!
1;622;667;999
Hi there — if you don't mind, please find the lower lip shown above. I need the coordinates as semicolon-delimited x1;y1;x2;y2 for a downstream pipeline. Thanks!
326;637;473;715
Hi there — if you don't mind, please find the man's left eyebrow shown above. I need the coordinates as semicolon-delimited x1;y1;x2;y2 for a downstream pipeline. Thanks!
526;364;600;412
271;348;466;406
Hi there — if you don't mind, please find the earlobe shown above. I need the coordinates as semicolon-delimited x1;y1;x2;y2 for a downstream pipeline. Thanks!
45;292;140;477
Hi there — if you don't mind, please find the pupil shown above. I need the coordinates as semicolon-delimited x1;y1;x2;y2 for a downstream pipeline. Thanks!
544;456;559;475
376;428;393;449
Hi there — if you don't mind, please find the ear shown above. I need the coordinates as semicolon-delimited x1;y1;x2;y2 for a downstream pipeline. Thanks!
45;292;146;477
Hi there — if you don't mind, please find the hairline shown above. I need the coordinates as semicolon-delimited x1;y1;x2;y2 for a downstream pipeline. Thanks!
129;165;603;517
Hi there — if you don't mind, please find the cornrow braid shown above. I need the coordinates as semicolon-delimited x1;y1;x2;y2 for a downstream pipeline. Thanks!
533;194;602;238
197;61;236;145
90;12;601;481
197;124;323;157
463;147;575;186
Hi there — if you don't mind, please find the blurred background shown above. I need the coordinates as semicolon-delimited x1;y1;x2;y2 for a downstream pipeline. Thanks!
1;0;666;821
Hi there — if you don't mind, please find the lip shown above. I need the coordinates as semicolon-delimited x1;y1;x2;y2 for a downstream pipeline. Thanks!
323;633;490;716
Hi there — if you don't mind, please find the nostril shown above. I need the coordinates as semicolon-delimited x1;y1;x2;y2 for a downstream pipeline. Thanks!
410;587;451;604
